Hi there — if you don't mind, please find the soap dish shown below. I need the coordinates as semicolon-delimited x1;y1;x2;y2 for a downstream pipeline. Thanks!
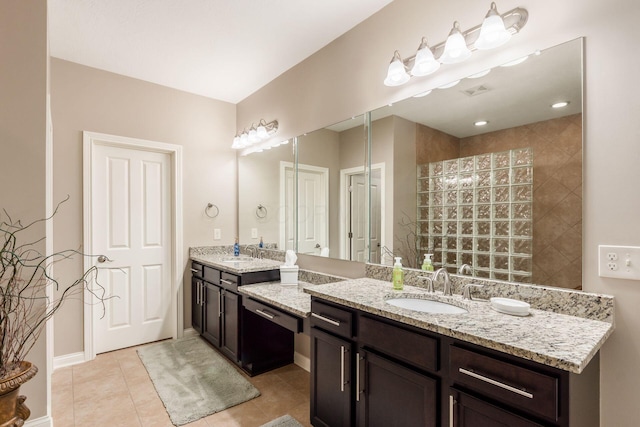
490;297;530;317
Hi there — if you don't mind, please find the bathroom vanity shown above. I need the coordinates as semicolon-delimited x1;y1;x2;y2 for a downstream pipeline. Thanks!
307;278;613;427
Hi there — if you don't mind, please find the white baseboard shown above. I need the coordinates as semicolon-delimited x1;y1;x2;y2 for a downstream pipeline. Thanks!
25;415;52;427
183;328;198;337
294;352;310;372
53;352;86;370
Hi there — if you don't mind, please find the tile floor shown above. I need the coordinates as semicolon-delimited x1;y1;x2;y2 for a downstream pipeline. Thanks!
52;339;312;427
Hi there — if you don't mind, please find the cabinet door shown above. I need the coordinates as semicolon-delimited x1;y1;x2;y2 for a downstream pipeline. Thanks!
221;290;240;362
450;389;544;427
191;277;203;334
310;327;353;427
357;350;437;427
202;282;221;347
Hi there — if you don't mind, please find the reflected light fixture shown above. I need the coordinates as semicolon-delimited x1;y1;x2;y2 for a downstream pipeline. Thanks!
384;51;410;86
383;3;528;86
475;2;512;50
552;101;570;109
232;119;278;149
438;79;461;89
500;55;529;67
468;69;491;79
413;90;433;97
474;120;489;126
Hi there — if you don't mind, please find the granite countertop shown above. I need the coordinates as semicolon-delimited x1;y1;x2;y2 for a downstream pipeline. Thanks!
191;253;282;274
238;281;316;318
304;278;614;374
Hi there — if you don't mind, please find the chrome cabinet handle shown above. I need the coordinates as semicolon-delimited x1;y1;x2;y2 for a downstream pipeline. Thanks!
356;353;363;402
340;346;346;392
255;309;274;320
200;283;205;306
190;268;199;274
311;312;340;327
196;282;201;305
459;368;533;399
218;292;223;317
220;279;234;286
449;395;455;427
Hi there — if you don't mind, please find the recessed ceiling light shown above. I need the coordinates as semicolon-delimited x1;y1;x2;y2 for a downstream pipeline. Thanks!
438;80;461;89
474;120;489;126
413;90;433;98
468;69;491;79
500;56;529;67
551;101;570;108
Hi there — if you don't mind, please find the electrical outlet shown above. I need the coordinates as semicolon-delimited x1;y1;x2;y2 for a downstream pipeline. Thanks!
214;228;221;240
599;245;640;280
251;228;258;239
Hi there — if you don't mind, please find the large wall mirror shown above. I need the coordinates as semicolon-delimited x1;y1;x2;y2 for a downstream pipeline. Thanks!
369;38;583;289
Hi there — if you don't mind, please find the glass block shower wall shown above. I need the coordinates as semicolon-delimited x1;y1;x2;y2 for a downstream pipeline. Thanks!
417;148;534;282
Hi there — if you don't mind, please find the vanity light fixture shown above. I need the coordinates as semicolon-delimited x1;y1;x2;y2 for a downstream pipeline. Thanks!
468;69;491;79
413;90;433;97
552;101;570;109
383;3;528;87
438;79;461;89
232;119;278;149
500;55;529;67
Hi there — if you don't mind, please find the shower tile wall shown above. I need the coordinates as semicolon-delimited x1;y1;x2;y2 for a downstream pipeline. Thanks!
418;149;534;282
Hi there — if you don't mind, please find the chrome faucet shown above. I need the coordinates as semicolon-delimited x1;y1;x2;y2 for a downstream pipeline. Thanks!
433;268;452;296
458;264;473;276
246;245;258;258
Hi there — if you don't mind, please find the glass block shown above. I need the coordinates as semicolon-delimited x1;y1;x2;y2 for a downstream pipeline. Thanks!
494;221;510;236
418;193;429;206
460;221;474;235
476;171;491;187
513;257;532;273
476;188;491;203
493;272;510;281
476;270;490;278
494;255;509;270
513;221;532;237
476;254;491;268
493;204;509;219
446;207;458;220
431;251;442;264
446;252;458;265
418;235;429;249
444;159;459;175
476;154;491;170
493;169;510;186
475;238;490;252
431;206;443;220
493;187;510;203
446;221;458;235
513;239;532;255
460;252;472;265
460;156;474;172
476;204;491;219
493;151;510;168
493;238;509;253
462;206;474;219
461;237;473;251
513;147;533;166
444;176;458;190
445;191;458;205
512;167;533;184
512;274;532;284
513;203;532;220
512;185;533;202
431;237;443;250
460;189;474;204
477;222;490;235
459;173;474;189
430;177;443;191
418;221;429;234
431;192;443;206
417;164;429;178
431;162;444;176
431;222;443;235
419;179;430;192
419;208;429;220
447;237;458;250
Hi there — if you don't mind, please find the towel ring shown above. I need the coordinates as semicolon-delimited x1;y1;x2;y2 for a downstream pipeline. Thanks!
205;203;219;218
256;204;267;219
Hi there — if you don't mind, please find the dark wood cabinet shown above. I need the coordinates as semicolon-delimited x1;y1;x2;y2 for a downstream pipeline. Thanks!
201;282;221;347
450;389;544;427
191;276;204;334
311;326;353;427
220;288;239;362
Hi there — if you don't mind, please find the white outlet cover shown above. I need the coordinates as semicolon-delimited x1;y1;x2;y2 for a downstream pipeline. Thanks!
214;228;221;240
599;245;640;280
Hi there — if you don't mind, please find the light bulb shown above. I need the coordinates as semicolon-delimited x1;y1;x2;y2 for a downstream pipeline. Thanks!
475;3;511;50
248;129;259;143
232;136;242;149
384;51;410;86
411;38;440;77
439;22;472;64
240;133;249;147
256;125;268;139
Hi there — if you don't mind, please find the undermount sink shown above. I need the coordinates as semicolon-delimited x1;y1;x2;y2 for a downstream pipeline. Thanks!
221;256;254;263
385;297;468;314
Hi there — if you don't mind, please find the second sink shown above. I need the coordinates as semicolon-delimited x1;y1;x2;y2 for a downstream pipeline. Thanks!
385;297;468;314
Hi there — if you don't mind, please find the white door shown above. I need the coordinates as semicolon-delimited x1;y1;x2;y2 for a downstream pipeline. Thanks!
349;173;367;262
369;169;382;263
281;163;296;251
298;164;329;255
92;143;173;353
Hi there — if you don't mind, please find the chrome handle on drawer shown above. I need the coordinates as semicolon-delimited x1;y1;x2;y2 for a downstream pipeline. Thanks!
255;309;275;320
340;346;346;392
220;279;234;286
218;292;222;317
356;353;363;402
459;368;534;399
190;268;200;274
449;395;455;427
311;312;340;327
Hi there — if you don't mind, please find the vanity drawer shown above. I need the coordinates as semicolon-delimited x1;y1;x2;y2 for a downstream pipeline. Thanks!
359;315;439;372
450;345;559;421
191;261;203;278
243;297;302;333
203;265;220;284
220;272;240;292
310;299;354;339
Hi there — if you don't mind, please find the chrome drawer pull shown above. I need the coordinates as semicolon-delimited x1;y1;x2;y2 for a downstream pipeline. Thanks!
311;312;340;327
190;268;200;274
220;279;234;286
340;346;346;392
449;395;455;427
255;309;275;320
459;368;534;399
356;353;363;402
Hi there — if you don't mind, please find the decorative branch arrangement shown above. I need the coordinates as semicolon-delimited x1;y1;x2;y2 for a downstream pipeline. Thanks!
0;198;108;378
394;212;421;269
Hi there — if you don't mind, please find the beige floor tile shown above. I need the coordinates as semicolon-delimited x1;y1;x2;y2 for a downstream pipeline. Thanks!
204;400;271;427
127;377;161;407
74;394;141;427
52;366;73;387
135;399;174;427
72;354;122;385
252;387;308;420
73;370;129;403
288;400;312;427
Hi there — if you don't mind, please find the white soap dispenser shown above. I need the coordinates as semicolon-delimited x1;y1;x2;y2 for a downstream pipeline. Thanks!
392;257;404;290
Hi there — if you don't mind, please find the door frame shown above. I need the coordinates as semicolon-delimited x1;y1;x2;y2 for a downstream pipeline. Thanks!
339;163;385;261
296;162;329;255
82;131;183;361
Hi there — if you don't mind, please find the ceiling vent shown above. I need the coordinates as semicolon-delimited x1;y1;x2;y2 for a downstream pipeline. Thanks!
462;84;491;97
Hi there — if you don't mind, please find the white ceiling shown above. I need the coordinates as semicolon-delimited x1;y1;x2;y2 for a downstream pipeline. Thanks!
49;0;393;104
